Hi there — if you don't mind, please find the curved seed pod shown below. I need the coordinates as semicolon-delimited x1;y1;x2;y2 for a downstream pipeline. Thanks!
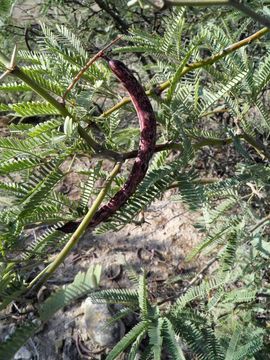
61;58;156;233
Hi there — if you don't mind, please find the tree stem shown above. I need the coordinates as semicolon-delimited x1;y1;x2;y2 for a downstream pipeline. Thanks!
12;67;71;117
251;214;270;232
100;27;268;118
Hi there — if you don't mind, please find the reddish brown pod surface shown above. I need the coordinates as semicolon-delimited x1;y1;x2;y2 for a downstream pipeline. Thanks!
61;58;156;233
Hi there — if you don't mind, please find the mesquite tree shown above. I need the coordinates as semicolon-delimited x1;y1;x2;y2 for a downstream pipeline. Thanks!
0;1;269;359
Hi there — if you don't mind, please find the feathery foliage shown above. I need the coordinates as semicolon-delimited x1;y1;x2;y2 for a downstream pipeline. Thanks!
0;3;269;358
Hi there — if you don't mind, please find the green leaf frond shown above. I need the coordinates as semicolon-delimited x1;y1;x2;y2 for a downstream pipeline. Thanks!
138;273;148;320
223;288;257;305
27;118;63;137
38;23;104;83
18;50;48;64
0;104;10;111
0;156;42;174
205;198;239;227
232;331;264;360
18;204;75;226
104;307;134;330
253;51;270;96
161;9;186;56
148;318;164;360
119;9;186;62
254;99;270;132
18;161;65;218
55;24;89;60
172;170;205;210
149;150;170;171
219;230;239;272
140;344;153;360
162;318;186;360
22;70;65;96
79;163;102;210
0;261;25;307
173;313;225;360
187;221;233;260
0;0;14;15
171;275;227;315
106;321;149;360
0;181;28;198
128;327;147;360
202;24;231;52
49;191;79;213
119;29;163;58
9;123;33;132
197;69;247;116
224;327;241;360
0;133;51;160
166;46;195;104
38;22;87;63
87;289;139;305
203;177;248;200
22;226;71;260
10;101;62;117
0;82;30;92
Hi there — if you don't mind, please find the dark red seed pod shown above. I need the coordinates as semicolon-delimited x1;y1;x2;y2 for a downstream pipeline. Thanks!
60;58;156;233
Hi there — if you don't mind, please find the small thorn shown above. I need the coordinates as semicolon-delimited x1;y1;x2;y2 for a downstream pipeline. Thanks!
0;70;10;81
9;44;18;69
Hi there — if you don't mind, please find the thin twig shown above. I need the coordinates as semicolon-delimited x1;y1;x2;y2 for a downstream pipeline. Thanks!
122;142;183;159
183;257;218;291
250;214;270;233
164;0;270;29
168;177;219;189
78;125;123;161
241;131;270;160
94;0;129;33
229;0;270;28
158;257;218;305
0;44;18;81
62;35;123;101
